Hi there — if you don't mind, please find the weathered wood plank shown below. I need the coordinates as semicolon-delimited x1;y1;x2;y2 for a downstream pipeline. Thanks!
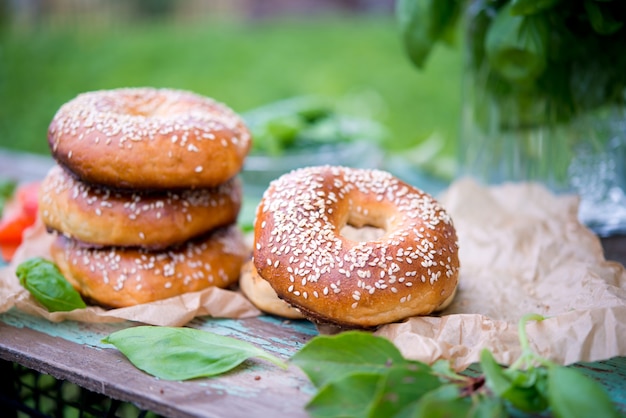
0;316;316;418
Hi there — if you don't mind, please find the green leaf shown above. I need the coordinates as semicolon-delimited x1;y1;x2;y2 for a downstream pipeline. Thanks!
290;331;409;388
470;395;508;418
548;366;621;418
370;362;443;418
502;368;549;412
431;358;465;380
306;364;442;418
266;114;304;146
510;0;561;15
0;178;17;216
584;0;624;35
485;3;548;84
306;372;384;418
16;257;86;312
480;349;512;396
102;326;287;380
396;0;461;68
481;349;549;413
410;384;472;418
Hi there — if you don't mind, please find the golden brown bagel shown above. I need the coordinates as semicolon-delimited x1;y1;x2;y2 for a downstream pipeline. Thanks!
50;225;249;308
39;164;242;249
253;166;460;329
239;261;305;319
48;87;251;190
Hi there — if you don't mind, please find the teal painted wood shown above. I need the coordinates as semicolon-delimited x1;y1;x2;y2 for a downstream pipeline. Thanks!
576;358;626;410
0;308;318;358
2;307;626;415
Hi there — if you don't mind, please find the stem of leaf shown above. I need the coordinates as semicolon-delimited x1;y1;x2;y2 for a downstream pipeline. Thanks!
508;313;550;372
518;313;544;352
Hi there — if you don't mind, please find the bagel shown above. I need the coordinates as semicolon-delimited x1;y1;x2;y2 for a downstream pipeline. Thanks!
50;225;249;308
239;260;305;320
253;166;460;329
48;87;251;190
39;164;242;249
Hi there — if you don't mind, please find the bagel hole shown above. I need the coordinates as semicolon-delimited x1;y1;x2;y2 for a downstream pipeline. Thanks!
341;215;386;242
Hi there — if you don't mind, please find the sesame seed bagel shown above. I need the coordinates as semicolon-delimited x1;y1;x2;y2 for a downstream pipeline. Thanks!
253;166;460;329
39;164;242;249
48;87;251;190
50;225;249;308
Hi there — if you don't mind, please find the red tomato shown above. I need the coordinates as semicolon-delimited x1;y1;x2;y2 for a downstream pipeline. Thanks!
17;182;40;220
0;211;34;244
0;242;19;262
0;182;40;262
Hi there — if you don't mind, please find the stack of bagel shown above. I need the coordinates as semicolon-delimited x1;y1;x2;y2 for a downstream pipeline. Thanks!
38;87;252;308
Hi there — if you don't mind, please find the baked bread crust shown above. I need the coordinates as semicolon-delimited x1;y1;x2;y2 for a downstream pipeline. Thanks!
39;164;242;249
253;166;460;329
48;87;251;190
51;225;249;308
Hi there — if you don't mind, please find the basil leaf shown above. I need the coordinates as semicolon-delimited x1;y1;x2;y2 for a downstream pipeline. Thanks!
510;0;561;16
431;358;463;380
395;383;472;418
16;257;86;312
584;0;624;35
396;0;460;68
502;367;549;412
370;362;442;418
409;384;473;418
102;326;287;381
290;331;409;388
306;364;442;418
480;349;512;396
306;372;384;418
548;366;621;418
470;395;508;418
485;3;548;84
410;385;506;418
481;349;549;413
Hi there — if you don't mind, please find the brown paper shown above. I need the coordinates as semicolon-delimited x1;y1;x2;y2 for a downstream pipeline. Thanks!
376;179;626;370
0;220;261;326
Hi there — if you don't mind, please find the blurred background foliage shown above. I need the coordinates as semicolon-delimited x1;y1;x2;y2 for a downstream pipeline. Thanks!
0;0;462;181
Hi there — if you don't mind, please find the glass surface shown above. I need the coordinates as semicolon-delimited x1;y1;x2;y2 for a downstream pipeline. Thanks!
458;4;626;237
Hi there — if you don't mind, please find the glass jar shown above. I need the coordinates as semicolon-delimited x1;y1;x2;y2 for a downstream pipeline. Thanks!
458;1;626;236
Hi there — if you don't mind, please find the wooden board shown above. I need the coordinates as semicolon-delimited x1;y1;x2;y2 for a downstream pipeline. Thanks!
0;310;318;417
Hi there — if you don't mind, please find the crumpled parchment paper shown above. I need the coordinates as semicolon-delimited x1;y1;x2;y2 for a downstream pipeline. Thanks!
375;179;626;369
1;178;624;370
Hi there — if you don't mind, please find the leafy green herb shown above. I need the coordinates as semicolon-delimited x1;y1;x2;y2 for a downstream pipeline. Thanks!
0;178;17;216
548;365;621;418
395;0;461;69
397;0;626;127
291;315;622;418
485;3;548;85
16;257;86;312
102;326;288;381
291;330;408;387
242;96;386;156
510;0;561;16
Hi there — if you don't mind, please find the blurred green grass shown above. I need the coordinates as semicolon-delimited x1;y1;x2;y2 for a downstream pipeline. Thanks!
0;15;461;177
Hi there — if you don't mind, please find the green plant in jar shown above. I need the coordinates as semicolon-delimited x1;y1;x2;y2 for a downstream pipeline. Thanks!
397;0;626;130
398;0;626;236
